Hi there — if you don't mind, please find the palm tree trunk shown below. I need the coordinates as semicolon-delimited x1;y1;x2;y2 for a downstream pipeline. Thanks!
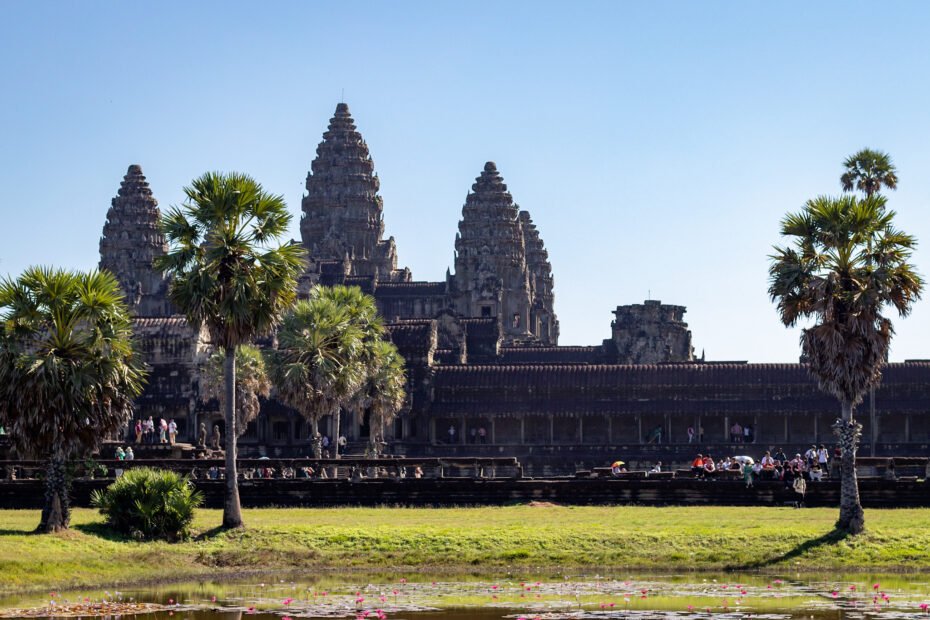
223;347;244;529
333;408;342;459
37;451;70;533
834;401;864;534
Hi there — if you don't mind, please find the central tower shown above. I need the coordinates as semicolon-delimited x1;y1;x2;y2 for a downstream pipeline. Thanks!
300;102;406;281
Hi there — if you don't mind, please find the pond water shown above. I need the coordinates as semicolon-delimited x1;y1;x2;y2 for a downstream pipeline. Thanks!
2;572;929;619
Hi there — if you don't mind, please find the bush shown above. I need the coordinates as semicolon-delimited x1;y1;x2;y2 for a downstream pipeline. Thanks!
91;468;204;541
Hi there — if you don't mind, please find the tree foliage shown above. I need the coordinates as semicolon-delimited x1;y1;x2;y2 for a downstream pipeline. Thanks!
156;171;305;529
91;467;204;541
267;285;406;454
200;345;270;437
840;148;898;197
769;155;921;535
0;267;146;532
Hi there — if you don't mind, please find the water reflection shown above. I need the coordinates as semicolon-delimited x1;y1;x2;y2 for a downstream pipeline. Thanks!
1;573;929;619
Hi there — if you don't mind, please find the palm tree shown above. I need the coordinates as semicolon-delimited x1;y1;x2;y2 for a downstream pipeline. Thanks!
0;267;146;532
200;345;270;437
841;149;898;197
313;285;384;456
156;172;305;529
358;339;407;456
769;193;921;534
266;295;364;454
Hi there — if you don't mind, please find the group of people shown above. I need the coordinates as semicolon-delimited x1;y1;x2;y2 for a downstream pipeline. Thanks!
691;444;835;487
133;417;177;445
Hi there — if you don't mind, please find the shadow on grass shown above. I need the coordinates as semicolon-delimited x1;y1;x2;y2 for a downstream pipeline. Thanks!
0;528;36;536
72;522;230;542
73;521;131;541
736;528;850;570
195;526;227;541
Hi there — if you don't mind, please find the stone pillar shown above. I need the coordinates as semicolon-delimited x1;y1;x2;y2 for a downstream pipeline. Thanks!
549;415;554;444
637;415;643;444
578;416;584;444
607;416;613;444
520;417;525;445
784;415;789;443
905;414;911;442
813;414;819;443
490;418;496;444
664;413;670;444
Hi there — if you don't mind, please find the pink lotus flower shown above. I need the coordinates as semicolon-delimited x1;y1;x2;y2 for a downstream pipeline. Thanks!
211;596;217;603
874;583;881;590
919;602;928;612
283;597;293;606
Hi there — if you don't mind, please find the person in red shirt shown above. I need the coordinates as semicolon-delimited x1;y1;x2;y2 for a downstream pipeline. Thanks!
691;454;705;478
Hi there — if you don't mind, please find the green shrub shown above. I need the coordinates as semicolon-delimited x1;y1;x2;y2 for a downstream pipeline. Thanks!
91;468;204;541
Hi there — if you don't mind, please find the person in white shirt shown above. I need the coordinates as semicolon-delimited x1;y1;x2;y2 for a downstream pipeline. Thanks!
816;444;829;476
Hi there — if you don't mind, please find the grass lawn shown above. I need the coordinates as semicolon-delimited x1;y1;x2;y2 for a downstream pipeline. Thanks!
1;505;929;593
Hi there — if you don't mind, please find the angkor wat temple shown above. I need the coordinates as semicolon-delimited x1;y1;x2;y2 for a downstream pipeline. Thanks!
99;103;930;473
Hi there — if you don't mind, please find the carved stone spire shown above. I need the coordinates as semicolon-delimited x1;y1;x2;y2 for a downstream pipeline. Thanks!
99;164;169;317
519;210;559;344
300;102;406;281
453;162;534;342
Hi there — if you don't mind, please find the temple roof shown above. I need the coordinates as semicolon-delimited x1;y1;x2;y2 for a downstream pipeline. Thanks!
431;362;930;388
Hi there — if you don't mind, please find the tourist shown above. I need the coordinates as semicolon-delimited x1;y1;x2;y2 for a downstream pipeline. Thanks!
816;444;829;476
792;474;807;508
743;424;753;443
760;451;775;479
702;455;717;479
809;463;823;482
686;426;695;443
649;461;662;474
337;435;347;456
168;419;177;445
321;435;330;451
470;427;477;444
730;421;743;443
742;460;755;488
647;425;663;444
610;460;627;477
413;465;423;479
158;418;168;444
144;416;155;444
691;454;705;478
773;447;787;465
115;446;126;460
125;446;134;460
447;425;456;444
134;419;142;444
804;445;818;469
478;426;487;444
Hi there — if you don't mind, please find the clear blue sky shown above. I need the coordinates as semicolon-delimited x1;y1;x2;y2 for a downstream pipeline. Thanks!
2;1;929;362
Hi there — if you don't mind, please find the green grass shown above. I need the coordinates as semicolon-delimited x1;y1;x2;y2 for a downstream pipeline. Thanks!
2;506;930;594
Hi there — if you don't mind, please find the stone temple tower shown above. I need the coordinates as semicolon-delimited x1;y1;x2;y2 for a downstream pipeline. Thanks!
519;210;559;344
453;162;557;344
99;164;169;316
300;102;407;281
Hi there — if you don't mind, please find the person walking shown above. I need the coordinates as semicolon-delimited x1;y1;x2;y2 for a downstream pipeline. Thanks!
816;444;829;477
447;425;456;444
168;419;177;445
